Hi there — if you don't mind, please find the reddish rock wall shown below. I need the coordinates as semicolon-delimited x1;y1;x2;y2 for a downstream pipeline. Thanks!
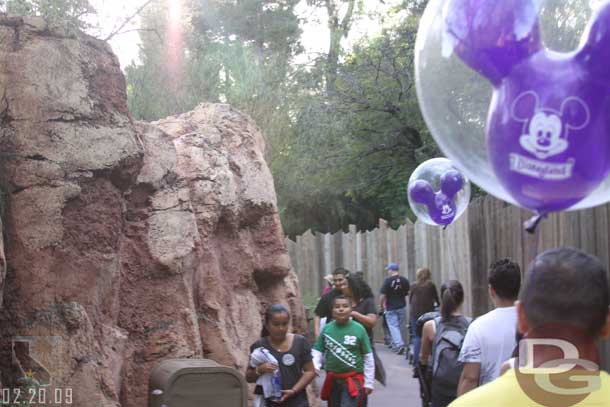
0;16;305;407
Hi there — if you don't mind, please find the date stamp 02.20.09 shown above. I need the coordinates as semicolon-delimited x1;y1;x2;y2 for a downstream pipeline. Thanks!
1;386;73;406
3;336;73;406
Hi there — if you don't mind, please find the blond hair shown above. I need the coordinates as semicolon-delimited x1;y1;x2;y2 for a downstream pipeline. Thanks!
416;268;431;284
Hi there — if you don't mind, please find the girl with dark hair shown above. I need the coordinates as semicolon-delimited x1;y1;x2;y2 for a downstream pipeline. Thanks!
340;274;377;335
409;268;440;372
419;280;471;407
246;304;316;407
439;280;464;320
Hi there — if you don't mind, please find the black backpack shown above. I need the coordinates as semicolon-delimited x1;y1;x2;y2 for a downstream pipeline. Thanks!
416;311;440;338
431;316;471;396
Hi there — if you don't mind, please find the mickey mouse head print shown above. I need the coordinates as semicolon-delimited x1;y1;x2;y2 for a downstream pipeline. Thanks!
407;158;471;227
443;0;610;214
513;92;589;161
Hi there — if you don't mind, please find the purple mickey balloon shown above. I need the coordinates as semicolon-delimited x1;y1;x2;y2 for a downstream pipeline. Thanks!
440;170;464;197
443;0;610;214
408;173;461;226
409;180;435;204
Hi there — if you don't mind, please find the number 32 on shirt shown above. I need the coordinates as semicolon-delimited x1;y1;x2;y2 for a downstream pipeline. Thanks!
343;335;357;345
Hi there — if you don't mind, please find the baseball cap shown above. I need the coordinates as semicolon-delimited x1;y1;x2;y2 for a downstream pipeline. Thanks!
385;263;399;271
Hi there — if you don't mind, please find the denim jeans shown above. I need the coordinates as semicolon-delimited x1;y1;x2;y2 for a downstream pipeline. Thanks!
328;379;366;407
384;307;406;349
409;316;421;365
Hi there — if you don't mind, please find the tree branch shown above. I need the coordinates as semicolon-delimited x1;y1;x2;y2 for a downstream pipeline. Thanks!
103;0;154;41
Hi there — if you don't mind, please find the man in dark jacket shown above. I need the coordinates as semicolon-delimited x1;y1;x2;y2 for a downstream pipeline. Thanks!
379;263;410;354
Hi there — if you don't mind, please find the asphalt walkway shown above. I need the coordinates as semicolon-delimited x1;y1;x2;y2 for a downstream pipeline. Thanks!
369;345;422;407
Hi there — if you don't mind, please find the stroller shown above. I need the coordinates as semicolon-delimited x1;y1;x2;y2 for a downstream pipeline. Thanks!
413;311;439;407
380;309;392;347
414;362;432;407
407;323;415;365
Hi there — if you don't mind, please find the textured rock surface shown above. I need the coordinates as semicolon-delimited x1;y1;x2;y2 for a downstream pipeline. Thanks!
0;16;306;407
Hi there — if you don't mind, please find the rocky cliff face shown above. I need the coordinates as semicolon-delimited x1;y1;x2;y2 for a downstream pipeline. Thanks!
0;16;305;407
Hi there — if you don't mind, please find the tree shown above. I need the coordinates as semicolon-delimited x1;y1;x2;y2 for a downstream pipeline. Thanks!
313;0;359;95
2;0;94;32
126;0;303;149
539;0;591;51
272;7;438;236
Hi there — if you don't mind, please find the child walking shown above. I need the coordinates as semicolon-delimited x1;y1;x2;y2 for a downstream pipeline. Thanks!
312;295;375;407
246;304;316;407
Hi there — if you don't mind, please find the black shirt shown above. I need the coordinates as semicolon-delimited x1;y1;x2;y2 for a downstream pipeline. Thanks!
380;275;410;310
314;289;341;321
352;296;377;340
249;335;312;407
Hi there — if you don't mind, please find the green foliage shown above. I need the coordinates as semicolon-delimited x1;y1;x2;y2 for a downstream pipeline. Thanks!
126;0;301;140
3;0;94;32
125;0;593;238
274;11;437;236
301;293;320;310
126;0;195;119
539;0;591;51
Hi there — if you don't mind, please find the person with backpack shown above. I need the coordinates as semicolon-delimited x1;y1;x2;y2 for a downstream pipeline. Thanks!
450;247;610;406
379;263;410;354
456;258;521;396
419;280;471;407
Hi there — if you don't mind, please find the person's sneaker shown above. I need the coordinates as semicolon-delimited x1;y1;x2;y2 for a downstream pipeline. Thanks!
397;346;406;355
412;368;419;378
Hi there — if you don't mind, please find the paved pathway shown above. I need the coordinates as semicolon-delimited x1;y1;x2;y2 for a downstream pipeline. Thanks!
369;345;422;407
315;344;423;407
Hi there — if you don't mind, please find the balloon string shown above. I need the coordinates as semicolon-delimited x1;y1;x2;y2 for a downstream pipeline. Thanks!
444;227;459;281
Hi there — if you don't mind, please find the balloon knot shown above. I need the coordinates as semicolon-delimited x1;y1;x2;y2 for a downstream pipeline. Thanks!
524;213;546;234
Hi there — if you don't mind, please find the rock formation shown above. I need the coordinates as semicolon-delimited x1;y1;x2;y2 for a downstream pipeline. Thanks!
0;16;305;407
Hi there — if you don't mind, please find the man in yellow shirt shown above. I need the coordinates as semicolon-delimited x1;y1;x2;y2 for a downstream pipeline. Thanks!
450;247;610;407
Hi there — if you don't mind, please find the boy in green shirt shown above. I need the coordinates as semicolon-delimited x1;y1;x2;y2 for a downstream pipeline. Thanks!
312;295;375;407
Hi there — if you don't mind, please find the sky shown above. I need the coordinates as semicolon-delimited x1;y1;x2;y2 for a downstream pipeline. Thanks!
87;0;145;68
87;0;405;70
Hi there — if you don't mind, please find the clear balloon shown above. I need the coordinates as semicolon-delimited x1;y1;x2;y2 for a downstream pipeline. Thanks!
415;0;610;214
407;158;471;226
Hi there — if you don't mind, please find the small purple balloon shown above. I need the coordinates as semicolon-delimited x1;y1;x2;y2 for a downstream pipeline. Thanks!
409;180;435;204
408;172;462;226
440;170;464;197
444;0;610;214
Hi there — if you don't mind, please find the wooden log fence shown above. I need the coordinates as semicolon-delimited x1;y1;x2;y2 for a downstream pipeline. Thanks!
287;194;610;370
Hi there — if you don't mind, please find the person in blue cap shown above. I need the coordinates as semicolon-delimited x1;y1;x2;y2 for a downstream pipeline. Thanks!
379;263;410;354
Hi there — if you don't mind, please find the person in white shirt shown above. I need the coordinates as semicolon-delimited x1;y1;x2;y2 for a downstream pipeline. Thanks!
456;258;521;396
